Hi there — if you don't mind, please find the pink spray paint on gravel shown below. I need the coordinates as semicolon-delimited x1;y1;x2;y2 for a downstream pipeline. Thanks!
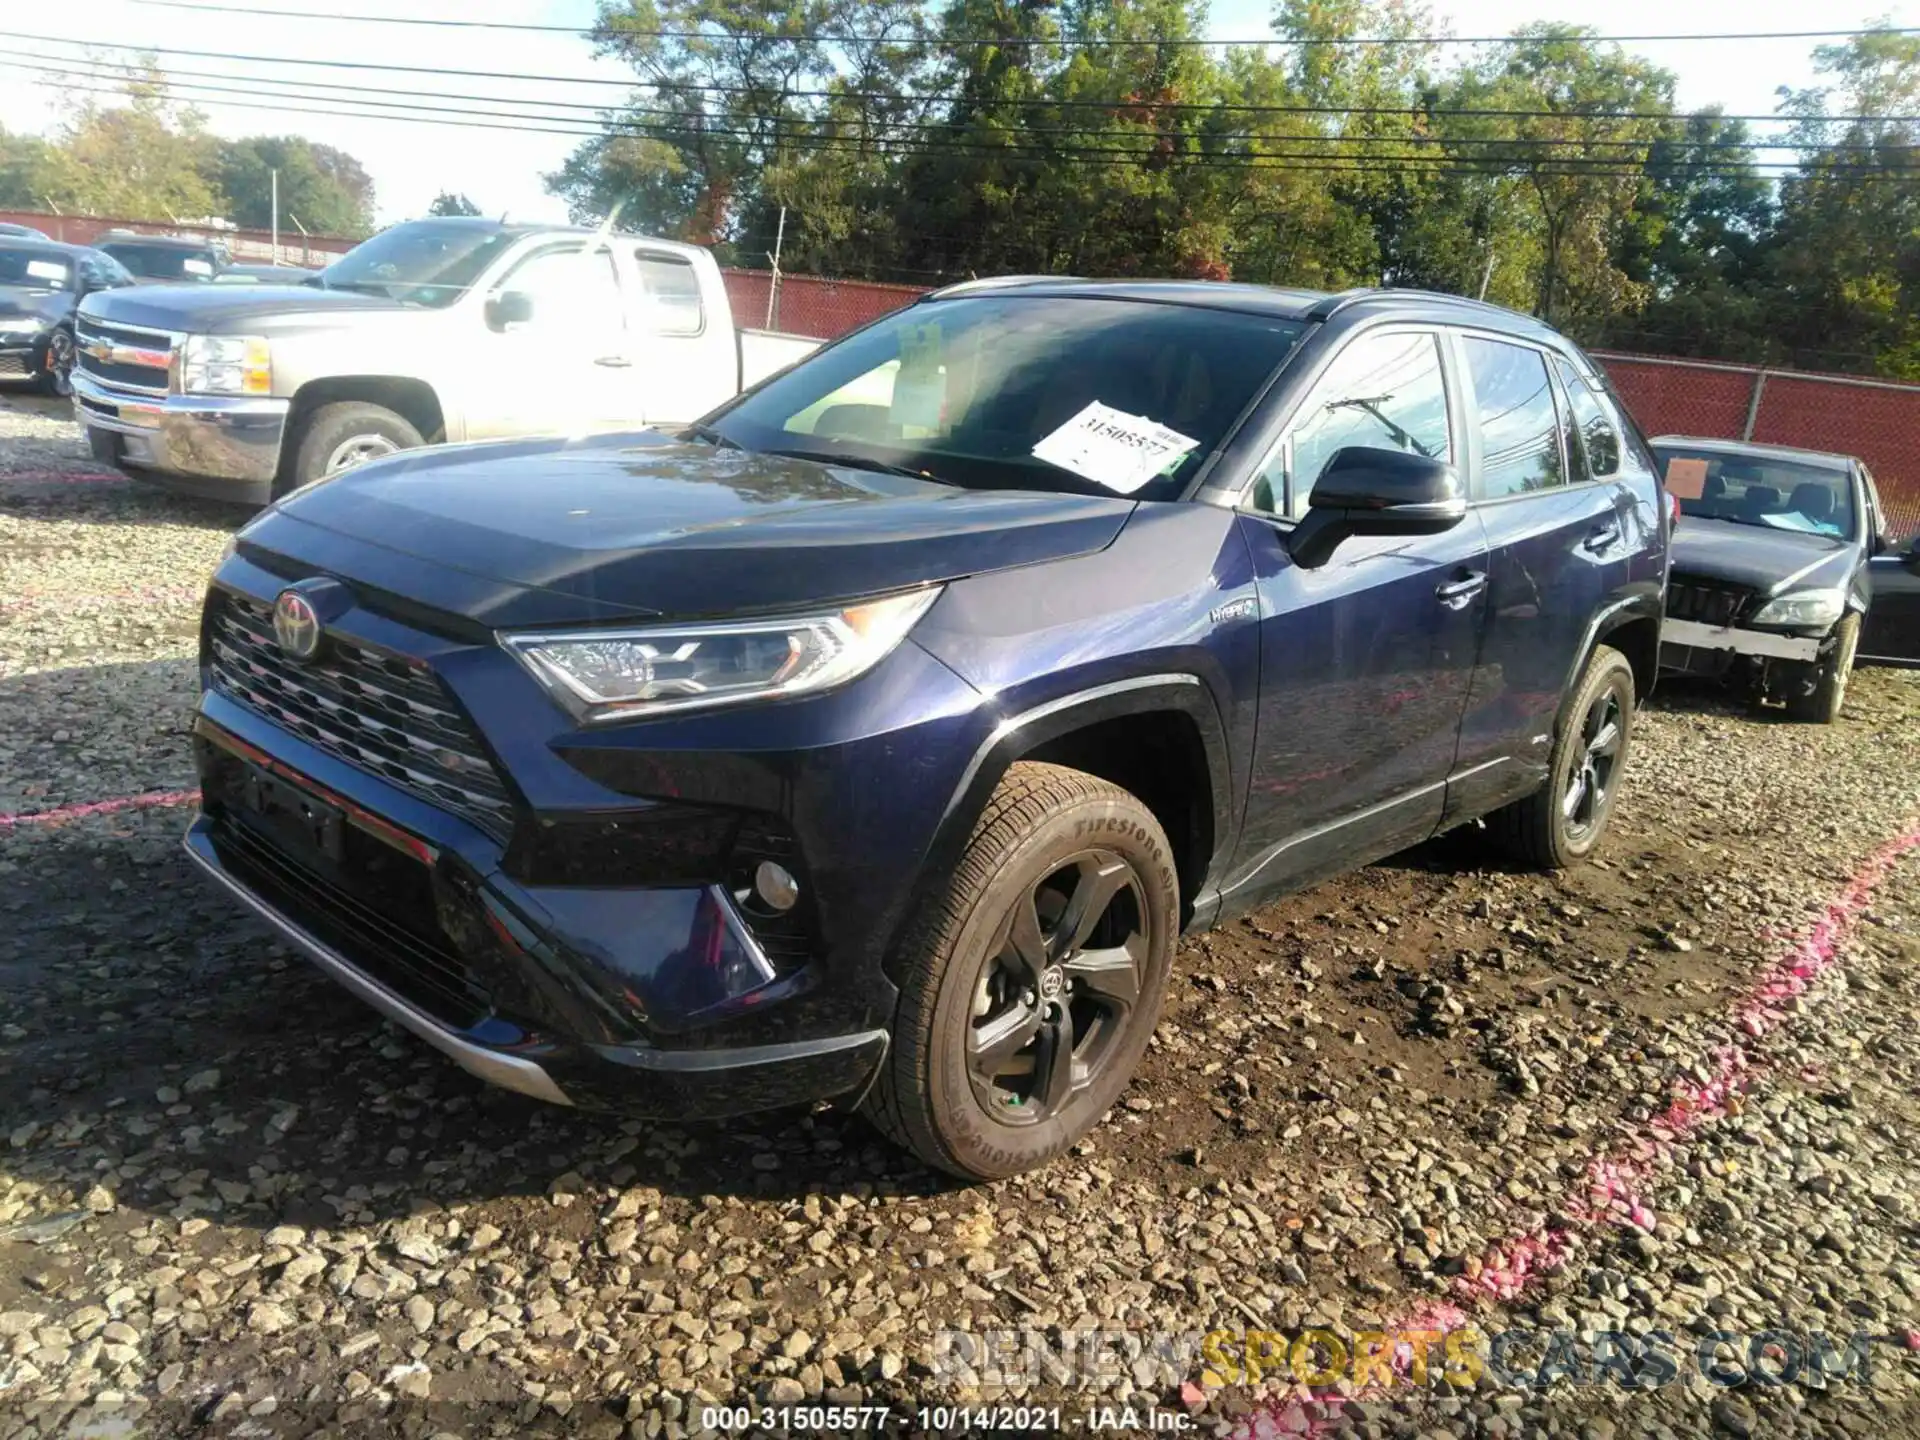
1229;821;1920;1435
0;789;200;830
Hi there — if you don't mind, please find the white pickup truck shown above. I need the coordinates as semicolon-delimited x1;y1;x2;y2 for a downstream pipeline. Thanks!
70;217;820;504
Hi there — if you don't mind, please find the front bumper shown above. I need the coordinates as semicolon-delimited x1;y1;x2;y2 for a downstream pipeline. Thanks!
1660;616;1822;671
73;370;287;500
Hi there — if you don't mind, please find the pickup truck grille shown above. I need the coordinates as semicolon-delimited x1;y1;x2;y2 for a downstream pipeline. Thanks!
1665;573;1756;628
207;591;517;840
74;317;175;394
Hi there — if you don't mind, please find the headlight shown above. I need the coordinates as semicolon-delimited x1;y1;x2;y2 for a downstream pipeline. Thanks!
1749;587;1846;628
0;317;50;339
502;587;942;723
180;334;271;395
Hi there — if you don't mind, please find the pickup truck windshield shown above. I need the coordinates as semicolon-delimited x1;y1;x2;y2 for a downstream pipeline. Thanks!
317;220;520;307
712;296;1307;500
98;243;219;281
1655;445;1857;541
0;250;72;290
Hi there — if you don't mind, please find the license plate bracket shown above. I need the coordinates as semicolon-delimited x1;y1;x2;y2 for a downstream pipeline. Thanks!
239;765;345;862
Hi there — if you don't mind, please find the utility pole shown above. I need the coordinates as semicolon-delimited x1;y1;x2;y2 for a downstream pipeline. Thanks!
1477;241;1496;302
271;169;280;264
765;205;786;330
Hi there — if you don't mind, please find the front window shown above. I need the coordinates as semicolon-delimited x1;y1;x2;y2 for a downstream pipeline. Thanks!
1654;446;1857;540
0;249;73;290
318;220;521;308
709;296;1306;500
98;243;217;281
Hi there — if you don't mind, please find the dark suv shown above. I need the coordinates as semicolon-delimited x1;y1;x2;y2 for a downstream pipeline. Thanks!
185;281;1668;1179
95;231;228;285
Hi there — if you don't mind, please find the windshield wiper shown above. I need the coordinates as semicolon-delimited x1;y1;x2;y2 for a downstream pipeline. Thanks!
682;423;741;450
765;446;945;483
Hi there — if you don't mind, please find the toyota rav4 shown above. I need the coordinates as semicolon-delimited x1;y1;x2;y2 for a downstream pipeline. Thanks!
185;280;1669;1180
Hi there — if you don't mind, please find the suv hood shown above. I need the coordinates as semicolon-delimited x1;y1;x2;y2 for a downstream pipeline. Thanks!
1671;514;1854;594
80;282;403;333
0;286;71;325
245;432;1134;628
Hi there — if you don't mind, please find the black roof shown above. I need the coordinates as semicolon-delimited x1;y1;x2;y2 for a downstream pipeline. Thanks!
1650;434;1859;470
0;236;95;261
919;276;1567;344
96;231;224;249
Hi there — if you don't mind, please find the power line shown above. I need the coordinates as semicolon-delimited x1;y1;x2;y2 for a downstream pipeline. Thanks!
12;29;1920;126
113;1;1920;50
17;52;1907;155
19;65;1920;181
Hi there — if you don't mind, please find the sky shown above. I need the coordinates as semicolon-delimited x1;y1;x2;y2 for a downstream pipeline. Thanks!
0;0;1913;231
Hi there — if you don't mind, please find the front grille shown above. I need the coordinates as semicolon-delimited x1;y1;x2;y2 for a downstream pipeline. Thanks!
75;317;174;394
208;590;517;840
208;808;493;1029
0;353;28;377
1665;573;1756;628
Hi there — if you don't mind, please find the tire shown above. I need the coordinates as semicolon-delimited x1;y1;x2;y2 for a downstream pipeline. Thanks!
36;326;74;398
281;401;423;498
1785;613;1859;725
1489;644;1635;870
863;761;1179;1181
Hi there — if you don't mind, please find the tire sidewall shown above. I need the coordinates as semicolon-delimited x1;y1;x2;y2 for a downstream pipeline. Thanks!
1549;651;1635;863
290;404;423;493
922;795;1178;1179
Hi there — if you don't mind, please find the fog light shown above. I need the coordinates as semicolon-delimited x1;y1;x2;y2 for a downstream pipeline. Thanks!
754;860;800;912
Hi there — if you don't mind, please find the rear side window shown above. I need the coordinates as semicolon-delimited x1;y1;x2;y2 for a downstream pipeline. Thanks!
635;252;704;337
1260;329;1452;517
1463;338;1563;498
1553;358;1619;479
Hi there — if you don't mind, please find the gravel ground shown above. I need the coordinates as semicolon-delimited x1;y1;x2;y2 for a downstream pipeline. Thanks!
4;389;1920;1438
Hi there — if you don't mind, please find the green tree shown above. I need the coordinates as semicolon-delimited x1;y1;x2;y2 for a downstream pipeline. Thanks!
0;128;63;211
427;190;483;216
41;60;220;220
214;135;375;236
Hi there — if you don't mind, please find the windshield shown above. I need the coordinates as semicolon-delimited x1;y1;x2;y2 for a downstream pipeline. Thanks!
318;220;520;307
0;249;72;290
711;295;1308;500
1656;446;1857;541
98;242;218;281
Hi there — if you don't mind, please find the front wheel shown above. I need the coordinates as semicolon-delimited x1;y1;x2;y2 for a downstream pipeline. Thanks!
1489;644;1636;870
37;327;74;398
1785;613;1859;724
281;401;424;498
863;762;1179;1180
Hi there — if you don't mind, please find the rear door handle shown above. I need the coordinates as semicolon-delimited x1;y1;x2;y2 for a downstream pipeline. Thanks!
594;355;632;368
1583;521;1622;553
1436;571;1488;609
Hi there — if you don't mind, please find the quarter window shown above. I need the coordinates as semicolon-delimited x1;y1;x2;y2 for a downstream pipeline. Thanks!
636;252;705;337
1463;338;1564;498
1553;358;1620;479
1254;329;1452;517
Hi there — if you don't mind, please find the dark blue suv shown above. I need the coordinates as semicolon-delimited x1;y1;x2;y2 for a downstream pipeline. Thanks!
186;280;1669;1179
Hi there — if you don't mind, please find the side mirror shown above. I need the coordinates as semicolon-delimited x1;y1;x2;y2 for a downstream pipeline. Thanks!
488;290;534;328
1288;446;1466;568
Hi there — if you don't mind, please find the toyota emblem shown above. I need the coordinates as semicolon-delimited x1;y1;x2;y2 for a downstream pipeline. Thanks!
272;589;323;662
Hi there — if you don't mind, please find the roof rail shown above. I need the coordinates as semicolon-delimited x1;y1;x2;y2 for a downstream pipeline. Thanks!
925;274;1081;300
1308;285;1538;325
1304;287;1377;320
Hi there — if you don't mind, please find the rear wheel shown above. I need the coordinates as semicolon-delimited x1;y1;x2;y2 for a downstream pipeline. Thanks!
1489;644;1635;870
1785;613;1859;724
36;326;74;397
863;762;1179;1180
281;401;423;498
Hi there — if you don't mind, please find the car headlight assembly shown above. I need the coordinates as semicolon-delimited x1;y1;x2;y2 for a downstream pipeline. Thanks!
180;334;271;395
502;587;943;723
0;317;50;339
1749;587;1847;628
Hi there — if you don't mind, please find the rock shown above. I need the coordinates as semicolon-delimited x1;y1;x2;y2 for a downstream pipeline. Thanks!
395;1234;442;1266
783;1329;814;1360
763;1377;806;1405
0;1311;46;1338
279;1251;327;1288
246;1300;294;1335
467;1223;503;1252
405;1294;436;1333
183;1068;221;1094
264;1225;306;1249
1712;1395;1755;1436
84;1185;116;1214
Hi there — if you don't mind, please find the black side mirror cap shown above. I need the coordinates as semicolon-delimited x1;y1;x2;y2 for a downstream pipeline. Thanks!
1288;446;1466;568
487;290;534;328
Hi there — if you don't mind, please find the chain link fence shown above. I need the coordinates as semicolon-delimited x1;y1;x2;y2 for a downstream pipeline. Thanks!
1596;352;1920;540
722;269;930;340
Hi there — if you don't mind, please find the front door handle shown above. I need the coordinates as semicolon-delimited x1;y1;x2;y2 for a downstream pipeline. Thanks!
1583;521;1622;553
1436;570;1488;609
594;355;633;368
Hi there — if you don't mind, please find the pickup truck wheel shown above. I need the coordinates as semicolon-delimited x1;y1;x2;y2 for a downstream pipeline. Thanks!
283;402;424;497
863;762;1178;1181
36;327;74;398
1784;613;1859;725
1489;644;1634;870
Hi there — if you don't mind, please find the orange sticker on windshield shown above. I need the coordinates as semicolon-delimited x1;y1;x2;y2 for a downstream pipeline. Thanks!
1664;457;1708;500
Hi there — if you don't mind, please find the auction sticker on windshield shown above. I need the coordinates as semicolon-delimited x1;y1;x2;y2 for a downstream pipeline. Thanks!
25;260;65;284
1664;456;1708;500
1032;401;1199;494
